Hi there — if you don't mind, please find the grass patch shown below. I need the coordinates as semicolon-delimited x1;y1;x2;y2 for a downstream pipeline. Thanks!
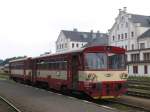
0;73;9;80
110;103;136;111
128;76;150;82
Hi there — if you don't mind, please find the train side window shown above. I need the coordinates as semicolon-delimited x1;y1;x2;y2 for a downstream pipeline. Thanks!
48;62;51;69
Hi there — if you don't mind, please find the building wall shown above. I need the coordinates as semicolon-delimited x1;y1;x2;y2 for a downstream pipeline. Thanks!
56;32;87;52
109;10;150;51
109;8;150;77
127;49;150;77
128;64;150;77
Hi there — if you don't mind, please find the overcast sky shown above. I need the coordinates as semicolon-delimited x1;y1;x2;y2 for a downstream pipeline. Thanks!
0;0;150;60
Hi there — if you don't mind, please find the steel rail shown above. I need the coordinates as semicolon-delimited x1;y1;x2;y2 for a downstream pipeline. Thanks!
0;95;22;112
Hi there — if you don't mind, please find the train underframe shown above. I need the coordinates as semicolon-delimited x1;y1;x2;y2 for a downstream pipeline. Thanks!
10;74;127;99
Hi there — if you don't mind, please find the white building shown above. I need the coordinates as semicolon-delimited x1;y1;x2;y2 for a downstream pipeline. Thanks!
109;7;150;76
56;29;108;53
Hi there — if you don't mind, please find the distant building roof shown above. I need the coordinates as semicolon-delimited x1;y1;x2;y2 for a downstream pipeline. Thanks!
61;30;108;43
83;34;108;47
138;29;150;39
130;14;150;27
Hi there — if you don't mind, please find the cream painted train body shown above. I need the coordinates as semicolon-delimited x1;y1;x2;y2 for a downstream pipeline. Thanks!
9;46;128;99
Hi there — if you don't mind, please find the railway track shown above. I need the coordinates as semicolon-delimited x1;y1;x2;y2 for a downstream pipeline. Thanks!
127;78;150;99
105;99;150;112
35;85;149;112
0;95;22;112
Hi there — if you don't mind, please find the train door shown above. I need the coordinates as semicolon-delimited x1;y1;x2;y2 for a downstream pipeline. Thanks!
23;61;26;81
71;55;79;89
31;60;37;83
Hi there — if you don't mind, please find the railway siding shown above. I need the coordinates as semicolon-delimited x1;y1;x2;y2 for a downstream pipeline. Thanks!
0;96;19;112
127;76;150;98
114;95;150;111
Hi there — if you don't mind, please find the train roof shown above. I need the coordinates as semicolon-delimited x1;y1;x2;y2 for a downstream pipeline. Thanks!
9;46;126;62
32;48;84;59
9;57;31;63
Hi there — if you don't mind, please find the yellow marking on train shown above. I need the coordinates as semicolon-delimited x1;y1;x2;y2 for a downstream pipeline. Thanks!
93;96;100;99
101;96;115;99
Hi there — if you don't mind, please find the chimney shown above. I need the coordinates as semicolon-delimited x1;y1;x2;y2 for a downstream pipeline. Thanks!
90;30;93;34
90;30;94;38
119;9;122;14
73;28;78;32
123;7;127;12
96;30;100;37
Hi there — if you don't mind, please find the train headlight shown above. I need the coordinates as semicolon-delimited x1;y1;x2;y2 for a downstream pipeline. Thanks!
86;73;97;81
120;73;128;79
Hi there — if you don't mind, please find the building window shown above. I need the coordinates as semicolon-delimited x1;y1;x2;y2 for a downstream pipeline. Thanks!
140;43;145;49
125;45;127;50
121;34;124;39
131;32;134;37
131;44;134;50
65;43;67;48
121;24;123;28
76;43;79;47
113;36;115;40
143;53;150;61
72;43;74;48
117;25;119;30
144;65;148;74
133;66;138;74
118;34;120;40
131;54;140;62
125;33;127;38
126;22;128;28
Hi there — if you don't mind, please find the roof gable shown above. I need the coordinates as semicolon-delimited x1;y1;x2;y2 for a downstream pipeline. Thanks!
56;31;67;43
138;29;150;39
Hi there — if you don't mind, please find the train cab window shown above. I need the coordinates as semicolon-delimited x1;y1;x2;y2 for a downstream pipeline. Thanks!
85;53;107;69
108;53;125;69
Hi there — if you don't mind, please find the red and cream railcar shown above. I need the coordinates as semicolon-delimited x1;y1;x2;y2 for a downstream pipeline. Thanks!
9;46;128;99
9;58;32;82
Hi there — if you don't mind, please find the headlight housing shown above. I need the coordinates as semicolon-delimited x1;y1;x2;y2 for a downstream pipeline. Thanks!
120;73;128;79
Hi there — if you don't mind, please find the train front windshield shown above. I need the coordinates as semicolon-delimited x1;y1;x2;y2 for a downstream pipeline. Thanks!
85;53;125;70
